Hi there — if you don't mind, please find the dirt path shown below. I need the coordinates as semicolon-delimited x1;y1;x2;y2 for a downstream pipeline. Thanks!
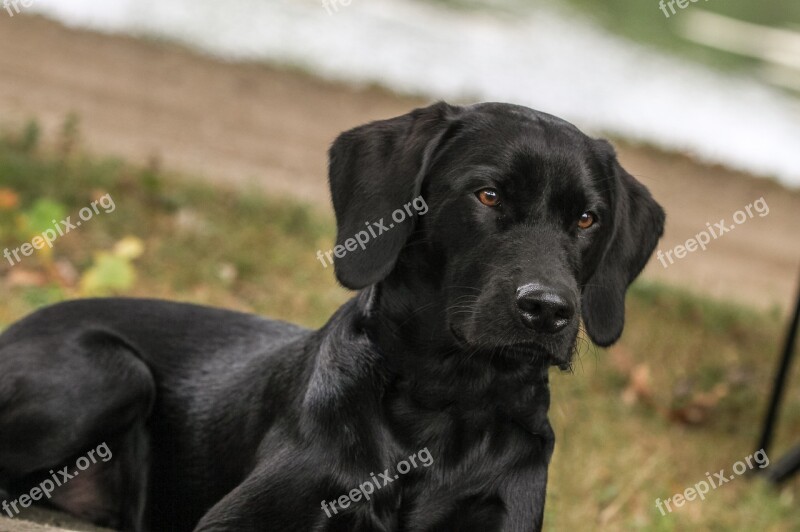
0;14;798;312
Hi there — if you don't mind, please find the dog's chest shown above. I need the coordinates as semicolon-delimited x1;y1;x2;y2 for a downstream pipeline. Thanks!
378;401;550;531
385;367;551;447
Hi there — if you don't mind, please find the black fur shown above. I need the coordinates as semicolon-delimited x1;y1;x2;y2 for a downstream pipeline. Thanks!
0;102;664;531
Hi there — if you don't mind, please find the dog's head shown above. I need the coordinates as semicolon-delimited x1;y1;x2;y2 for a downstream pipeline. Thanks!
329;102;664;366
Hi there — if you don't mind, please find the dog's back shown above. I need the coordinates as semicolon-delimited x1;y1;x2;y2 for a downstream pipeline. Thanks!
0;298;309;530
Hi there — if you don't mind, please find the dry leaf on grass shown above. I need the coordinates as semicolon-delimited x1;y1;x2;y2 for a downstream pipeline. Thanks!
7;268;47;287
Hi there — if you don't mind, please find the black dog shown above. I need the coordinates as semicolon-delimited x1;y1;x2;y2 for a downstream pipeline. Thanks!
0;102;664;531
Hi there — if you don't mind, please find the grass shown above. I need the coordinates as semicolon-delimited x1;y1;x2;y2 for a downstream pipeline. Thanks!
0;119;348;328
1;121;798;530
548;282;800;530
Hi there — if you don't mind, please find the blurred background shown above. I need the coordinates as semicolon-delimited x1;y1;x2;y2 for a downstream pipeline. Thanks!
0;0;799;530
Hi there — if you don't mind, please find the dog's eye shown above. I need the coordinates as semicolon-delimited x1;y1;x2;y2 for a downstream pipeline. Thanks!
476;189;500;207
578;212;595;229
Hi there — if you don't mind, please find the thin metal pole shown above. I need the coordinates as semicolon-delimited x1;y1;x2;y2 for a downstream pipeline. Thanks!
757;269;800;456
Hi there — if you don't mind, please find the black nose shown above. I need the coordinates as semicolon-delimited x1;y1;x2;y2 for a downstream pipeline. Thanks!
516;284;575;334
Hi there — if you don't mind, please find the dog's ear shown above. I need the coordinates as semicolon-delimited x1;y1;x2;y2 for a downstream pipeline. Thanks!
328;102;459;289
581;142;665;347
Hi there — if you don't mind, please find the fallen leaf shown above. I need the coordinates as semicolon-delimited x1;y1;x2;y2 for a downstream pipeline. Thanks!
0;188;19;210
7;268;46;287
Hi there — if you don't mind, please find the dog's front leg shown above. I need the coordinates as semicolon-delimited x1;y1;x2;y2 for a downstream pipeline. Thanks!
499;463;549;532
499;427;554;532
193;463;324;532
193;456;393;532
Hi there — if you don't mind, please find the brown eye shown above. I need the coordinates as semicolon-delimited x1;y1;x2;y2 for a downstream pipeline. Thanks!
578;212;595;229
476;189;500;207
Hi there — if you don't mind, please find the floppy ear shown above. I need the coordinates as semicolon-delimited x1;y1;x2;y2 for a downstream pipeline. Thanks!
328;102;459;289
581;144;665;347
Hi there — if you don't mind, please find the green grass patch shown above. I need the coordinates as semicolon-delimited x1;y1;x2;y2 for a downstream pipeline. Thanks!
0;119;350;329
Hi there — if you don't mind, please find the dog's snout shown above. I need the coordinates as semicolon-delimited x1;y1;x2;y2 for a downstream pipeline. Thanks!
516;284;575;334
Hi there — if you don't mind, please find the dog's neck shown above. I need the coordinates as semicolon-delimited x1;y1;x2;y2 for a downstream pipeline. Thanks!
356;272;552;441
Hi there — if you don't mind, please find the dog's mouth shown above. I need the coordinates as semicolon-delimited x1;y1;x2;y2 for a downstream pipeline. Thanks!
449;324;572;368
449;324;469;346
505;342;573;370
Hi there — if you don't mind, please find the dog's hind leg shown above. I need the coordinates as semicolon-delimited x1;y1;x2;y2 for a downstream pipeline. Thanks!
0;328;155;530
